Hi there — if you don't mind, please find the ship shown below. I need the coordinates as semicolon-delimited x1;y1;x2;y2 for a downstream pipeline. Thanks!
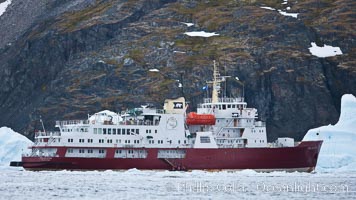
21;61;322;172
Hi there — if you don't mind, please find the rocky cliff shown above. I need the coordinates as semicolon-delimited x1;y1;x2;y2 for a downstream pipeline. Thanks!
0;0;355;141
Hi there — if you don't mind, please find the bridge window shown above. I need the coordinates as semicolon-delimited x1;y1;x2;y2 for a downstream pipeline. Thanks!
103;129;107;135
131;129;135;135
113;129;116;135
136;129;139;134
118;129;121;135
94;128;97;134
108;129;112;135
200;136;211;143
98;128;102;134
122;129;126;135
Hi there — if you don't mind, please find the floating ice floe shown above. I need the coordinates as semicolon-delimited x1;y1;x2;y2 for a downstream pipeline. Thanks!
181;22;194;27
303;94;356;172
0;0;12;16
0;127;33;166
184;31;219;37
308;42;343;58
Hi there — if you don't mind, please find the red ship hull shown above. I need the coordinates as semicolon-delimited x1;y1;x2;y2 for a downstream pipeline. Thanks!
22;141;322;172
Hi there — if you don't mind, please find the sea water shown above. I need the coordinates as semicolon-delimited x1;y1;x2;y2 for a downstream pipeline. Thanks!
0;167;355;200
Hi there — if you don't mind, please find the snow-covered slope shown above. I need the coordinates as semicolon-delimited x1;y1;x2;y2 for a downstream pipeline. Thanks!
303;94;356;172
0;127;32;166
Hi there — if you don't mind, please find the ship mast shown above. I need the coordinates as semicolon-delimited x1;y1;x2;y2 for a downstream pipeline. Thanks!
207;61;226;103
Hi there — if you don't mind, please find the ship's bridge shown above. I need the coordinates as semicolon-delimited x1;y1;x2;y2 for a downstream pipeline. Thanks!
197;97;254;118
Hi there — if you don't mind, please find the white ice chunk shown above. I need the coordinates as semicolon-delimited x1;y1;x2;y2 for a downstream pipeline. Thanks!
260;7;276;11
181;22;194;27
308;42;343;58
149;68;160;72
184;31;219;37
278;10;298;18
173;51;186;54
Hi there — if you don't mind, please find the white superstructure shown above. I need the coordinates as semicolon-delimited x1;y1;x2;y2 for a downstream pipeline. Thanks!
31;61;274;158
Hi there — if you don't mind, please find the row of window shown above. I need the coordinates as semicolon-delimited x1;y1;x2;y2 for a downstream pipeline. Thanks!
93;128;140;135
115;149;146;154
37;138;61;143
68;149;103;154
146;129;158;134
202;104;245;109
254;140;265;143
200;136;211;143
62;128;89;132
66;138;187;145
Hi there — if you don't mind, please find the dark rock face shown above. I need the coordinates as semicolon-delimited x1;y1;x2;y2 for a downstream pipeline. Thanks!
0;0;355;141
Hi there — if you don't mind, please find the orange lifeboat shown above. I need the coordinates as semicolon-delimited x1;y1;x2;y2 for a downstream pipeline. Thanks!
186;112;216;125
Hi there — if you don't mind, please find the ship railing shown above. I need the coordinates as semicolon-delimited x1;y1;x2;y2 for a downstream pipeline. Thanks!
202;97;245;104
35;131;61;137
118;120;160;126
56;120;90;126
143;109;165;114
22;152;57;157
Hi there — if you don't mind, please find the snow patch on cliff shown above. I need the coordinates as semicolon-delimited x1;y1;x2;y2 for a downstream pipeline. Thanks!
184;31;219;37
308;42;343;58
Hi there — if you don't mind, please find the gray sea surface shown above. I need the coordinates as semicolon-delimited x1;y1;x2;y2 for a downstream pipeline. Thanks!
0;167;355;200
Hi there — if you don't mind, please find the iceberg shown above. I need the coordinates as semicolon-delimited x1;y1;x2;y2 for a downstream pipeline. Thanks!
303;94;356;172
0;0;12;16
0;127;33;166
